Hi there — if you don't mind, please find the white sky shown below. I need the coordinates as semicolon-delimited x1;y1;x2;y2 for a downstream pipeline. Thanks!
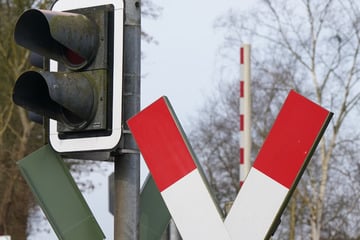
29;0;256;239
142;0;249;130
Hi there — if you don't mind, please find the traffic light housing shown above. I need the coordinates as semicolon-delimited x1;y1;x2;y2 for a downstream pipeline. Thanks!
13;1;124;153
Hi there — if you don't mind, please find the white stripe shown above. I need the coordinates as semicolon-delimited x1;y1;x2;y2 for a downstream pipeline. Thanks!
239;131;245;146
239;97;245;114
240;64;245;79
239;163;247;182
162;170;231;240
225;168;288;239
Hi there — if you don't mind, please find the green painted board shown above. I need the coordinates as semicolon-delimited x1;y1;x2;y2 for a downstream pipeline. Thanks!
140;175;171;240
18;145;105;240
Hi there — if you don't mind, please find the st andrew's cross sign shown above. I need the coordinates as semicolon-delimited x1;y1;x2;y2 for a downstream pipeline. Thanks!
129;90;333;240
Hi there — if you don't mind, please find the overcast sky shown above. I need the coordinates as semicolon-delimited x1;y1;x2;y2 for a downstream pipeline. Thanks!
142;0;251;130
29;0;256;239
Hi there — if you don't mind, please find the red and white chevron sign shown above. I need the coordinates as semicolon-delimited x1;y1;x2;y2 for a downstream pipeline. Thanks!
128;96;231;239
128;90;332;240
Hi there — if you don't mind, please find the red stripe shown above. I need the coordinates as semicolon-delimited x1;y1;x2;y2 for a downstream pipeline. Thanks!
240;47;244;65
128;97;197;192
240;148;244;164
240;81;244;98
240;115;244;131
253;90;332;189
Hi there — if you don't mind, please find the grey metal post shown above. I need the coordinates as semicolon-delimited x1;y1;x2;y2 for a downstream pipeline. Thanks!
114;0;141;239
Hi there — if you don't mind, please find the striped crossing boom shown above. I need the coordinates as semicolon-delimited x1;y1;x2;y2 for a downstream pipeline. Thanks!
239;44;252;186
129;90;333;240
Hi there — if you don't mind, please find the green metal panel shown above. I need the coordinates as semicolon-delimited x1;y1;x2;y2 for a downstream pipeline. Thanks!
17;145;105;240
140;175;171;240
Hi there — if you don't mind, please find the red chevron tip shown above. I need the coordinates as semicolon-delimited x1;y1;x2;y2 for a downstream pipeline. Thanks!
128;97;197;192
253;90;332;189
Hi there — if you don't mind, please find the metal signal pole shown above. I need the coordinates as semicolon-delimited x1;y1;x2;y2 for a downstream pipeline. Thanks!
114;0;141;239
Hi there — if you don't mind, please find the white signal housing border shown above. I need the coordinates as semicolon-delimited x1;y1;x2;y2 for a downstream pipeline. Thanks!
49;0;123;153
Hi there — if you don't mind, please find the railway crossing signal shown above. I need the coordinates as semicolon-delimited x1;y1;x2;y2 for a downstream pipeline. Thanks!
13;0;124;153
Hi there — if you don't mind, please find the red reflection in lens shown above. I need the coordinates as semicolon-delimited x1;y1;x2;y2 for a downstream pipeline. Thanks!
64;48;85;66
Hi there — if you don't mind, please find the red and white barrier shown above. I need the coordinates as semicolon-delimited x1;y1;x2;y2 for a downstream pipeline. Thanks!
128;97;231;240
239;44;252;186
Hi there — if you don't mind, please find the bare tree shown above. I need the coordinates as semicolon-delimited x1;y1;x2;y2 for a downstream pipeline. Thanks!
0;0;53;238
189;0;360;239
189;82;240;208
0;0;161;238
141;0;162;45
